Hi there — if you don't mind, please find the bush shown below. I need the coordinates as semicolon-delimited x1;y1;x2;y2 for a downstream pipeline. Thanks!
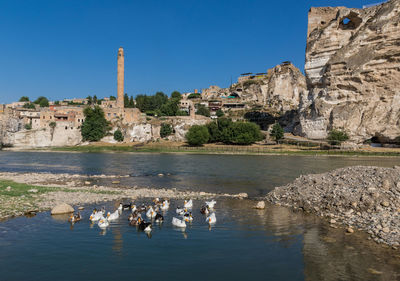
81;106;111;142
243;79;259;87
23;103;36;109
226;122;263;145
328;129;349;145
171;91;182;100
19;96;29;102
113;129;124;142
196;104;210;117
270;123;284;142
49;122;56;129
216;109;224;117
24;123;32;130
188;93;201;99
186;125;209;146
33;96;49;107
176;110;188;116
160;123;173;138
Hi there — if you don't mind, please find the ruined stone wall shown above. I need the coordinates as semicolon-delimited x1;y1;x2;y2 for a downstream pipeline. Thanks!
298;0;400;143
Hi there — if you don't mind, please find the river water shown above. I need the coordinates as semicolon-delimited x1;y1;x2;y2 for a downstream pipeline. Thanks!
1;151;400;280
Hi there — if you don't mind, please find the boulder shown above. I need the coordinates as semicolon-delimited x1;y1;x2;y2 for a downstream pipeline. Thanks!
51;203;74;215
255;201;265;209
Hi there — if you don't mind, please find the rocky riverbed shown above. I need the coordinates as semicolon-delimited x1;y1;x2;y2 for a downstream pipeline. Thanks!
266;166;400;248
0;172;247;221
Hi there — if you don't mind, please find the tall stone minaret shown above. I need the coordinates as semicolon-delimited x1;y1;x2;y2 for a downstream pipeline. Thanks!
117;47;124;108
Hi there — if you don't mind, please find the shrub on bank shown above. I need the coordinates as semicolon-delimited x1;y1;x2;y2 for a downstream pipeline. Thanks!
160;123;173;138
328;129;349;145
186;125;210;146
113;129;124;142
81;106;111;142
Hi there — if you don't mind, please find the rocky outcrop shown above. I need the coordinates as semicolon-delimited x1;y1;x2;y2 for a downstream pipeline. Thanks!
51;203;74;215
267;166;400;247
203;63;307;114
297;0;400;143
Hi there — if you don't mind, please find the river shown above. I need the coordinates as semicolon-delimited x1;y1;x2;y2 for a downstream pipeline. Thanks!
0;151;400;280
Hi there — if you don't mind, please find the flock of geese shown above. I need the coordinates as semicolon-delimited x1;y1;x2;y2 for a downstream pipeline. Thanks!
68;198;217;233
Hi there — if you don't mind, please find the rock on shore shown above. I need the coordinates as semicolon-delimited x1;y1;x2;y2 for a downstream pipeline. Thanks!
266;166;400;248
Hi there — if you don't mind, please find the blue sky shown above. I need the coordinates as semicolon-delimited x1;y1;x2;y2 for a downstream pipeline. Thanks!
0;0;380;103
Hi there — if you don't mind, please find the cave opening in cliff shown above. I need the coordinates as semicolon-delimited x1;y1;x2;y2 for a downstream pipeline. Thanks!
339;12;362;30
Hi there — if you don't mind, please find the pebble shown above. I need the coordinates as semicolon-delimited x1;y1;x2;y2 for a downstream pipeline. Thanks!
6;186;12;191
84;181;91;185
347;227;354;233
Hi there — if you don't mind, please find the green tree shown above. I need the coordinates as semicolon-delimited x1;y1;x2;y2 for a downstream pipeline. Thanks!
328;129;349;145
23;103;36;109
54;101;60;105
129;96;135;108
124;93;129;107
160;123;173;138
196;104;210;117
93;95;98;105
110;95;116;101
188;93;201;99
160;99;179;116
228;122;263;145
49;122;56;129
33;96;49;107
216;109;224;117
171;91;182;100
81;106;110;142
87;96;93;105
113;129;124;142
24;123;32;130
186;125;209;146
176;110;188;116
270;123;284;142
19;96;29;102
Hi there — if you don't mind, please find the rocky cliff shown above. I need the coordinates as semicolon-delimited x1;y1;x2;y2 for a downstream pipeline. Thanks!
297;0;400;143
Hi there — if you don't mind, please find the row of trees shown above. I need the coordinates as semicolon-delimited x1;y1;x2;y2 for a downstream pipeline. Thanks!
135;91;185;116
20;96;49;108
186;118;264;146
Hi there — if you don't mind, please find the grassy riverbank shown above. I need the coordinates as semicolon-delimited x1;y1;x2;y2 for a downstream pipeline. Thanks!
47;142;400;157
0;179;118;220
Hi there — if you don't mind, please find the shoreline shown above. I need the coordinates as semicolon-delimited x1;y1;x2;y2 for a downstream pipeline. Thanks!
0;172;248;222
4;143;400;157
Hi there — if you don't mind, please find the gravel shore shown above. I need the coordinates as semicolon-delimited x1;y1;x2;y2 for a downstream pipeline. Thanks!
0;172;247;221
266;166;400;248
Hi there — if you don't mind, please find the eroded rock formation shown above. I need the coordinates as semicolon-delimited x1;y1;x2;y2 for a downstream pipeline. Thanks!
297;0;400;143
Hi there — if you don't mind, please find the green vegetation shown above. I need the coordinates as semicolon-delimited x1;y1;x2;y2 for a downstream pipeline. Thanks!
19;96;29;102
176;110;189;116
124;93;135;108
188;93;201;99
22;103;36;109
81;106;111;142
216;109;224;118
135;92;168;112
171;91;182;100
328;129;349;145
113;129;124;142
54;101;60;105
49;122;56;129
196;104;210;117
87;96;93;105
110;95;116;101
204;118;263;145
24;123;32;130
270;123;284;142
160;123;173;138
186;125;210;146
243;79;259;87
33;96;49;107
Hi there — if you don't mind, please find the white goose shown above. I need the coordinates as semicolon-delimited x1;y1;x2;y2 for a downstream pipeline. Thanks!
107;210;119;221
161;200;170;211
172;217;186;228
90;211;104;222
206;213;216;225
205;200;217;209
176;207;187;216
98;218;109;228
146;207;157;219
184;199;193;209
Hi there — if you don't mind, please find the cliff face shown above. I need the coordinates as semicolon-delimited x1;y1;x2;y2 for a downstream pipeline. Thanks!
203;63;307;114
298;0;400;143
